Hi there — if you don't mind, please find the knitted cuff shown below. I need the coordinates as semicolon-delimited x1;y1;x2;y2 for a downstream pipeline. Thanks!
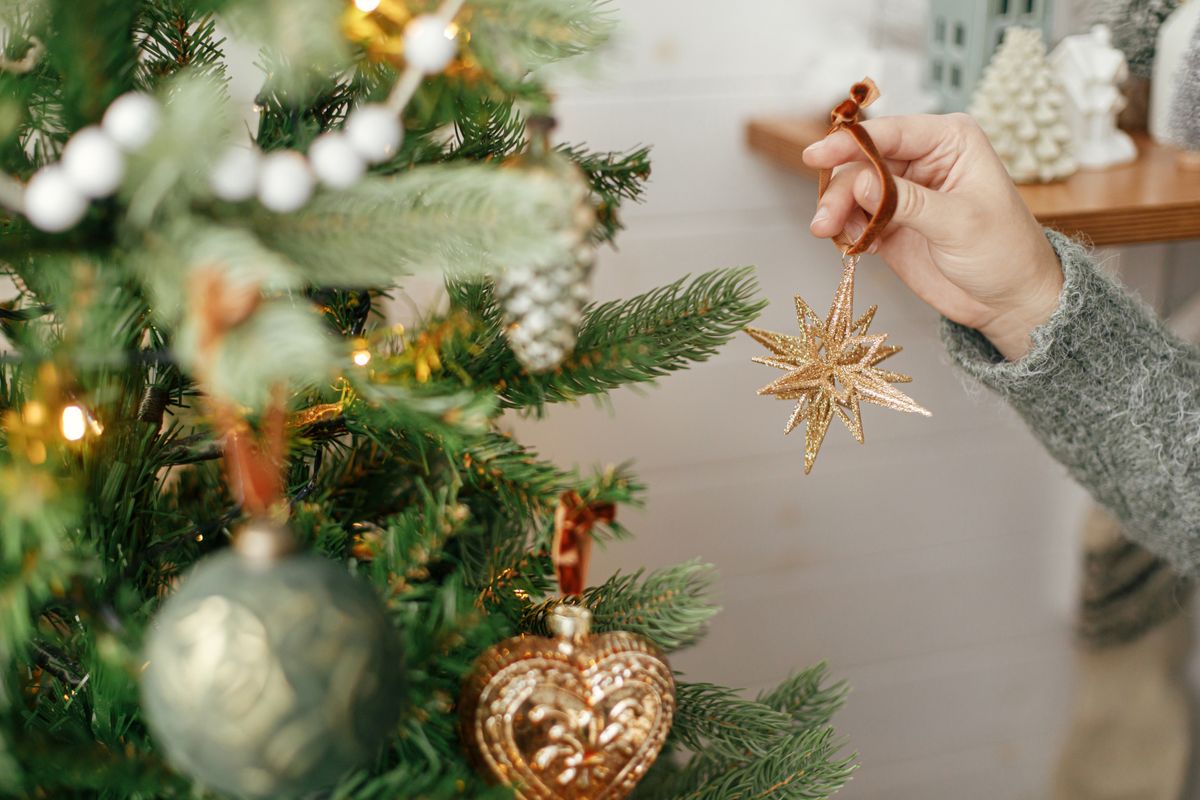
940;230;1102;394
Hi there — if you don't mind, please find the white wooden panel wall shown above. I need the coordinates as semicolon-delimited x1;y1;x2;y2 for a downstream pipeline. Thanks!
517;2;1106;797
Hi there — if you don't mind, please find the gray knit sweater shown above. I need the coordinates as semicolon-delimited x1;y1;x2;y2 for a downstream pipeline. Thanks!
942;231;1200;572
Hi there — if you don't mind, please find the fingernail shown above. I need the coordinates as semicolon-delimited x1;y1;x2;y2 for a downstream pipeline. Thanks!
845;221;864;240
803;140;825;156
810;206;830;229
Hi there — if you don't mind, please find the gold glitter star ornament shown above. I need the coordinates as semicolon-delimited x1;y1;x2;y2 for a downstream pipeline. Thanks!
746;254;930;474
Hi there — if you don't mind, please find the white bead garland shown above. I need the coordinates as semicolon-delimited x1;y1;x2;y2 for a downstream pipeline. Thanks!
61;126;125;198
403;15;459;74
207;101;402;210
345;104;403;164
25;166;88;232
308;133;365;190
102;92;160;151
209;146;261;202
257;151;314;213
15;29;468;229
20;92;159;231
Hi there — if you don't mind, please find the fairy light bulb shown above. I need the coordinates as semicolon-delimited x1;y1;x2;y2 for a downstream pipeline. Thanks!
352;348;372;367
354;0;381;11
61;405;87;441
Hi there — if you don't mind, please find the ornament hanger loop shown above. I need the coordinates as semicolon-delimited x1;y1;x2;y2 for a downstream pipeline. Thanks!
817;77;898;257
551;491;615;597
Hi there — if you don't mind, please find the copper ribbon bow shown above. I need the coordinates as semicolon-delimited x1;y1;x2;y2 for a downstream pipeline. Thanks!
190;268;288;517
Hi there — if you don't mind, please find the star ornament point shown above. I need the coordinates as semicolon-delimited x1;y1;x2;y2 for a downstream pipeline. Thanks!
745;260;930;474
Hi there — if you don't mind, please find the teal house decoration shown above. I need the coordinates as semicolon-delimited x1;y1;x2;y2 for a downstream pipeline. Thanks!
928;0;1056;111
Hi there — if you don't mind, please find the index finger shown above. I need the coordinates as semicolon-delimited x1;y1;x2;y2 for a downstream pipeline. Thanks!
802;113;969;170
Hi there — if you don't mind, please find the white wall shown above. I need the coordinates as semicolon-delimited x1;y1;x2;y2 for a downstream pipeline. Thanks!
516;2;1108;797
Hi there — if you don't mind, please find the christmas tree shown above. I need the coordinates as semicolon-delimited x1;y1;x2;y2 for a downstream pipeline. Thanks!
969;27;1077;183
0;1;855;798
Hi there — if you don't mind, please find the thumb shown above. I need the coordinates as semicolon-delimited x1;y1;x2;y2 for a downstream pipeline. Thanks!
853;169;955;243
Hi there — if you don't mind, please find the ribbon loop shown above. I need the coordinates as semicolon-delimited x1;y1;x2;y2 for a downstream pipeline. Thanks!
817;77;897;257
551;491;616;597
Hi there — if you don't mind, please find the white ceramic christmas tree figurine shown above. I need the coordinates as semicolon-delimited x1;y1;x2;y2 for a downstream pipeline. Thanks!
1051;25;1138;169
970;27;1078;183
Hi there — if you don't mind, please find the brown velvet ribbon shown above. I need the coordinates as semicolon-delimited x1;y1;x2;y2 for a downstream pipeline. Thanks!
551;491;616;597
817;78;898;256
190;268;287;517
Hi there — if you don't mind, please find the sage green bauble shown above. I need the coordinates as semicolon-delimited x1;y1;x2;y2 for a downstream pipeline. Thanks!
141;548;403;799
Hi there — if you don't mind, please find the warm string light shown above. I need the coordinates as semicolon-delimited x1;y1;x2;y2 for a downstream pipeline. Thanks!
351;335;373;367
60;403;104;442
354;0;381;10
60;404;86;441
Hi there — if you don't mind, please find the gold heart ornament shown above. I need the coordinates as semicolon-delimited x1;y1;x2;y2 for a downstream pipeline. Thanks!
459;605;675;799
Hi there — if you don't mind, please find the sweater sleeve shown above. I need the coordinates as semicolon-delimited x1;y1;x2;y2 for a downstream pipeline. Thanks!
942;231;1200;572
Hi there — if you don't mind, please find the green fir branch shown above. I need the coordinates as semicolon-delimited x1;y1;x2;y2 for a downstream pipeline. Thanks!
467;0;616;78
447;96;528;162
558;142;652;244
218;0;350;97
348;379;498;446
254;165;585;287
757;663;850;731
454;430;569;523
133;3;229;90
523;560;718;652
43;0;139;129
663;728;856;800
448;267;766;412
649;668;855;800
671;683;795;762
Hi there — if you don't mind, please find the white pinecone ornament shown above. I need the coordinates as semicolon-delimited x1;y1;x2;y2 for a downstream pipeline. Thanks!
496;253;592;372
497;118;596;373
970;27;1077;183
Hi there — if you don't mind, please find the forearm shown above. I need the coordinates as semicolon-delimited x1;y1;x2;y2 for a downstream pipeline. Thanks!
943;231;1200;571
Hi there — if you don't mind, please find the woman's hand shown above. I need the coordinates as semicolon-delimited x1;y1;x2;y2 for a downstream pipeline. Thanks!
802;113;1063;360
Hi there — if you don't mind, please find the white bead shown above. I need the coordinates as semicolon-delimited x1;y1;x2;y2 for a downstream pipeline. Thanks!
25;166;88;232
256;150;314;213
61;126;124;198
345;104;402;164
209;146;261;202
102;92;160;151
403;15;458;74
308;133;365;190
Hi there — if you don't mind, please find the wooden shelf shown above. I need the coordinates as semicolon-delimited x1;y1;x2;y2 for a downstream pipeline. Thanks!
746;116;1200;247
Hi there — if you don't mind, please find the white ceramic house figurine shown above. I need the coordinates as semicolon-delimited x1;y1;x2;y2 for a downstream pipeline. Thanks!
1051;25;1138;169
927;0;1055;112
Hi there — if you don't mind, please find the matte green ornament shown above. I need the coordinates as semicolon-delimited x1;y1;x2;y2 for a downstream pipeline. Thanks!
141;530;403;799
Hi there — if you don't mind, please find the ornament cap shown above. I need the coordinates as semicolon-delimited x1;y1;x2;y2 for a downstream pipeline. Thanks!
233;519;296;565
548;604;591;643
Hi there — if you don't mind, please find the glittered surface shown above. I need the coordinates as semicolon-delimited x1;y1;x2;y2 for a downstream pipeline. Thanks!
460;608;674;799
141;551;403;799
746;257;930;473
